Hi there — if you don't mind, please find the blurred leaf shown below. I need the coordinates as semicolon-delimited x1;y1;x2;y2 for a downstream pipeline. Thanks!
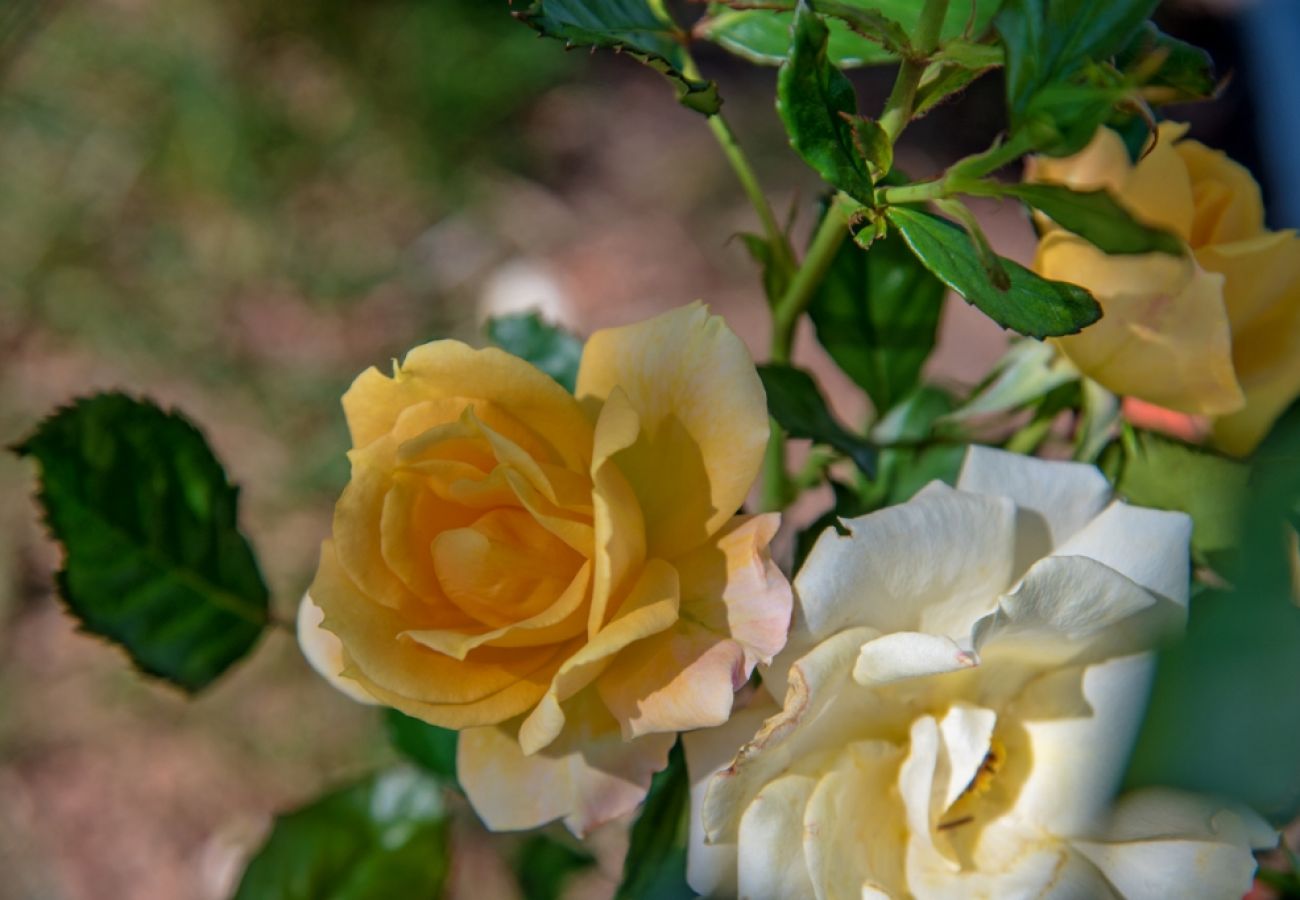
944;340;1078;423
234;768;449;900
758;363;877;476
699;0;1002;68
1117;22;1217;103
514;0;720;115
886;206;1101;338
1125;403;1300;822
914;63;991;118
808;230;945;415
1115;431;1248;566
516;834;597;900
795;478;870;571
385;709;459;786
994;0;1158;128
865;386;966;509
14;393;268;692
1021;79;1129;158
739;232;794;305
993;183;1182;255
615;741;693;900
487;312;583;393
776;1;874;203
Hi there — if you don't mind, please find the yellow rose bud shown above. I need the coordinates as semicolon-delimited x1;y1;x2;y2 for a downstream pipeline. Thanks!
1031;122;1300;455
298;303;792;836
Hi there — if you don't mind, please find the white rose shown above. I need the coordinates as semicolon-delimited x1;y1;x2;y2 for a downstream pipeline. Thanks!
686;447;1273;899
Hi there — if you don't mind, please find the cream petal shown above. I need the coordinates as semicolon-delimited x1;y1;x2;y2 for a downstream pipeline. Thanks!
853;632;978;686
956;445;1112;557
736;773;819;900
794;482;1017;641
296;593;378;705
576;303;769;560
682;698;779;898
458;698;675;837
898;715;946;865
1049;502;1193;607
936;704;998;814
589;388;648;637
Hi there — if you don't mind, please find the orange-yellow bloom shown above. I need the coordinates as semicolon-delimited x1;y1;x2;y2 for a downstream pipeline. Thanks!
1031;123;1300;455
299;303;791;835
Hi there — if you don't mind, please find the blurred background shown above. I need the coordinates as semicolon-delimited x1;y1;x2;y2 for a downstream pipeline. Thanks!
0;0;1294;897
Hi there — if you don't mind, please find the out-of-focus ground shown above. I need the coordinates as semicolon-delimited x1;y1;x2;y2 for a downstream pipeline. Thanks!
0;1;1275;898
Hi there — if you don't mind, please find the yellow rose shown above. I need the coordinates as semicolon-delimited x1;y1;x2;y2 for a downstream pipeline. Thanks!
298;303;792;835
1031;122;1300;455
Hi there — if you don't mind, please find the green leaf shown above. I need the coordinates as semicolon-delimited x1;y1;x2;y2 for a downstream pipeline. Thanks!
914;63;991;119
886;206;1101;338
994;0;1158;128
808;230;945;415
234;768;450;900
699;0;1003;68
993;183;1183;255
776;1;874;203
515;0;720;115
487;311;583;392
14;393;268;692
739;232;794;305
864;386;966;509
515;834;597;900
1115;431;1248;567
944;339;1079;423
1116;22;1217;104
795;478;870;571
385;709;459;785
615;741;694;900
758;363;877;476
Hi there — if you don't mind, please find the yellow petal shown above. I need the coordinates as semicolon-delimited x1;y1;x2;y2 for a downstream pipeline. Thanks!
458;694;675;837
576;303;769;560
296;593;378;705
1176;139;1266;246
343;340;593;471
588;387;647;637
1120;121;1196;241
1196;229;1300;334
1038;233;1243;415
1213;285;1300;456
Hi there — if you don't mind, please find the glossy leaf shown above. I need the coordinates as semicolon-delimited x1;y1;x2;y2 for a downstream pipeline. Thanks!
14;393;268;692
614;741;694;900
995;182;1183;255
995;0;1158;128
515;834;597;900
700;0;1003;68
758;363;877;476
808;230;945;414
776;1;874;203
514;0;720;115
487;311;583;392
385;709;459;785
886;206;1101;338
234;768;449;900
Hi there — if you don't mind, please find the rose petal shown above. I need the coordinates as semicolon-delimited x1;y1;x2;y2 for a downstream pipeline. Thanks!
736;773;819;900
1049;502;1193;607
296;593;377;705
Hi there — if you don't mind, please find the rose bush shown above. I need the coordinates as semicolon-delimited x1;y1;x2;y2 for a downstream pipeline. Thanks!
1031;122;1300;456
685;447;1272;899
299;303;792;835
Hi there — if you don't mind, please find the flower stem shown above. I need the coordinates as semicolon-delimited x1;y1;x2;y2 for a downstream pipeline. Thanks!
877;0;949;142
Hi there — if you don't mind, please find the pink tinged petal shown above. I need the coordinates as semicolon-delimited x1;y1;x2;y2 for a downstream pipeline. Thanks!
576;303;770;560
682;698;779;898
853;632;979;686
1050;501;1194;607
736;773;819;900
956;445;1112;558
296;593;378;705
803;740;908;900
794;483;1017;642
458;700;675;838
518;559;680;755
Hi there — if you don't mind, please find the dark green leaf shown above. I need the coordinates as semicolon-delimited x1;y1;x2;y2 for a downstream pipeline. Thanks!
515;834;597;900
776;1;874;203
234;768;450;900
808;230;945;414
758;363;876;476
995;183;1183;255
700;0;1003;68
615;741;694;900
914;63;991;118
1115;431;1248;567
515;0;720;115
886;206;1101;338
487;311;583;392
385;709;459;785
14;393;268;692
1117;22;1217;103
995;0;1158;128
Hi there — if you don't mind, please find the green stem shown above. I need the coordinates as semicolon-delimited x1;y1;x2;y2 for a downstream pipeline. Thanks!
877;0;949;141
878;130;1040;205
